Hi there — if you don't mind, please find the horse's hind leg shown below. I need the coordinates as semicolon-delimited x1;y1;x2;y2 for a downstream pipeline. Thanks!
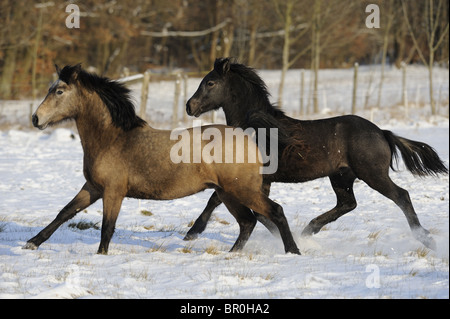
23;182;101;250
184;191;222;241
184;183;278;241
242;193;300;255
362;172;436;250
254;182;279;235
302;169;357;236
215;189;256;252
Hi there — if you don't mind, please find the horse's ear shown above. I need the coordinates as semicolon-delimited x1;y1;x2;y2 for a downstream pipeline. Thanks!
55;64;61;75
214;57;231;75
71;63;82;81
73;63;82;75
222;59;231;74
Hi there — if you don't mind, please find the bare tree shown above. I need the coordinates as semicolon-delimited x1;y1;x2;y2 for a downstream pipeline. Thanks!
308;0;360;112
377;0;394;108
1;0;447;101
0;1;29;99
310;0;321;113
271;0;309;107
402;0;449;115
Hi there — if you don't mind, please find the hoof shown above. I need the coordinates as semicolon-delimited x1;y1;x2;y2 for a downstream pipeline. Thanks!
413;228;437;251
22;242;38;250
301;224;317;237
419;235;437;251
286;248;301;255
183;232;198;241
97;247;109;255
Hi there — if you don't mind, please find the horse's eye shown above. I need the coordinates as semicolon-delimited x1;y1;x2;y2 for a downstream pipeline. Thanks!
207;81;215;87
56;90;63;95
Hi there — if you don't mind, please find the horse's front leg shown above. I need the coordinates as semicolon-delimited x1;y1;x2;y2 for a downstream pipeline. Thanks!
97;189;125;255
184;191;222;240
23;182;101;250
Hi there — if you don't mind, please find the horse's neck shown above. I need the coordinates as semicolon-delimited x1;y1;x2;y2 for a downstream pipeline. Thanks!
223;107;245;126
75;94;121;156
223;97;276;126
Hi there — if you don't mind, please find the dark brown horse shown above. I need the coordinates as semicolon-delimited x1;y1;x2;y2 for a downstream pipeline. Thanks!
23;64;300;255
185;58;448;250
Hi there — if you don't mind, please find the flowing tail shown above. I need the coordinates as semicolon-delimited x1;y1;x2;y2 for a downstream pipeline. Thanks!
383;130;448;177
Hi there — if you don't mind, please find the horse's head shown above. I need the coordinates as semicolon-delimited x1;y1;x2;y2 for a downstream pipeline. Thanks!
187;58;272;123
186;58;233;117
32;64;82;130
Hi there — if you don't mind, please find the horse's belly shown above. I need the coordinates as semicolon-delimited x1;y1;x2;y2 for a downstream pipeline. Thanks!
267;155;341;183
126;179;208;201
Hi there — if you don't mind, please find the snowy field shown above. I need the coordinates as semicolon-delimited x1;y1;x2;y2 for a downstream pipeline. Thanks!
0;66;448;299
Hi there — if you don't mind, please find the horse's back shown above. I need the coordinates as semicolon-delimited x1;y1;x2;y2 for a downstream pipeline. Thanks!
267;115;390;182
300;115;392;175
122;124;263;200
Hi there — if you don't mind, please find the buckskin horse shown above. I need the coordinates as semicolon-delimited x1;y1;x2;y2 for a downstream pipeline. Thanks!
24;64;300;255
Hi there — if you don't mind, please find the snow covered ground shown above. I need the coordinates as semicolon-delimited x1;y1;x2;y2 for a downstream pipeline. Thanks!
0;66;448;299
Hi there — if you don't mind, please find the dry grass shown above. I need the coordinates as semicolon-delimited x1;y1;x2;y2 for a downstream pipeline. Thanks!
205;245;220;255
68;220;99;231
140;210;153;216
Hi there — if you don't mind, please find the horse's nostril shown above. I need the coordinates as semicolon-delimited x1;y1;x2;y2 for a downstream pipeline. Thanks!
186;99;200;116
186;99;196;116
32;114;39;127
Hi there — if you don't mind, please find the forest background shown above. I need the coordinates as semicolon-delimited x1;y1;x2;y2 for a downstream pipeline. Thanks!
0;0;448;104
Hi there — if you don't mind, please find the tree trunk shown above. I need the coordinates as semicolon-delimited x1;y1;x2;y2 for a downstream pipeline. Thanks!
222;23;235;59
377;0;394;108
31;8;44;101
428;53;435;115
277;0;294;108
312;0;322;114
248;24;257;66
0;47;17;99
209;1;222;66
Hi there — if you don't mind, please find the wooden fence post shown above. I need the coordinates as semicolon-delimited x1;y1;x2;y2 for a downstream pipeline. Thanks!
210;110;217;123
172;72;182;128
299;69;304;115
401;62;408;111
140;72;150;120
29;102;34;128
351;62;359;114
183;73;189;122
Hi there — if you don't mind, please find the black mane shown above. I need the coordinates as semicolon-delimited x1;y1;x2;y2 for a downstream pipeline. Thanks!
214;58;285;118
213;58;306;156
59;64;146;131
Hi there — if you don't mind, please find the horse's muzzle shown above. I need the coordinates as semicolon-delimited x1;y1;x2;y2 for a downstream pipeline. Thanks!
32;114;39;128
186;99;202;117
186;100;194;116
31;114;47;130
